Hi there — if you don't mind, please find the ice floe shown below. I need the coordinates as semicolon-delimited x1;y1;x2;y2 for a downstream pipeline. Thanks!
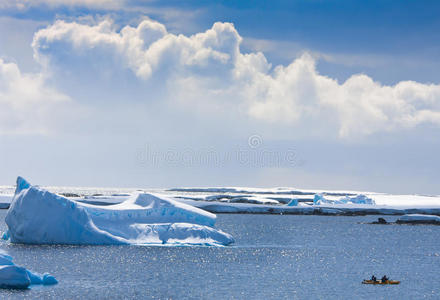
396;214;440;224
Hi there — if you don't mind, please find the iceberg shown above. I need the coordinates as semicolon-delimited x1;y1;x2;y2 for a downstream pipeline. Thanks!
286;199;299;206
339;194;375;205
0;252;13;266
4;177;234;246
0;265;30;289
0;250;57;289
313;194;329;205
313;194;375;205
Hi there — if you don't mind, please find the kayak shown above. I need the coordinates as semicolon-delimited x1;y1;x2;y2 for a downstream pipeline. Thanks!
362;280;400;285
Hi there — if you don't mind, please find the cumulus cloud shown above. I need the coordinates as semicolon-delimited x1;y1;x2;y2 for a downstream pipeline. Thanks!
31;17;440;138
245;55;440;137
0;58;71;134
33;18;239;79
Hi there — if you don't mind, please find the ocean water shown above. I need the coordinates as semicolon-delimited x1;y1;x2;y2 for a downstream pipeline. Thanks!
0;212;438;299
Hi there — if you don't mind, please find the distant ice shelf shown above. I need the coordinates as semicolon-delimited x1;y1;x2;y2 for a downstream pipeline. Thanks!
3;177;234;246
1;183;440;216
176;199;440;216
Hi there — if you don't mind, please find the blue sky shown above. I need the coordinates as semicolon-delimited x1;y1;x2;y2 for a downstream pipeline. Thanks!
0;0;439;193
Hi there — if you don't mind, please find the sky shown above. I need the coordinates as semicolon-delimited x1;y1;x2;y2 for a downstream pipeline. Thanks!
0;0;440;193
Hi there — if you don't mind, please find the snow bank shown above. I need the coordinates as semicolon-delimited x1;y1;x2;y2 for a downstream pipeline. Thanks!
0;250;57;289
313;194;375;205
4;177;234;246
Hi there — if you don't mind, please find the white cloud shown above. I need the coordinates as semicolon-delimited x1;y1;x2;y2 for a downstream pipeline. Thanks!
0;0;123;10
245;55;440;137
0;58;71;134
33;18;240;79
31;17;440;138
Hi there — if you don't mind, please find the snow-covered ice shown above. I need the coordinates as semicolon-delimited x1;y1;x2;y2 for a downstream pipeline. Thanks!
4;177;234;246
397;214;440;224
174;197;440;216
1;182;440;216
0;250;57;289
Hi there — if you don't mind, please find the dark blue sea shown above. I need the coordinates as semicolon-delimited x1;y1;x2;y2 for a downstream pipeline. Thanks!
0;211;438;299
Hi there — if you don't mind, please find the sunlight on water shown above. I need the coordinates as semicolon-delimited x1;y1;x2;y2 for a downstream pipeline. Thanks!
0;212;438;299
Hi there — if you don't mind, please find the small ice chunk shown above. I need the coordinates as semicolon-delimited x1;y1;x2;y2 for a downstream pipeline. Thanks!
25;270;58;285
0;252;13;266
1;231;9;241
287;199;298;206
26;270;43;284
42;273;58;285
0;265;31;289
0;249;57;288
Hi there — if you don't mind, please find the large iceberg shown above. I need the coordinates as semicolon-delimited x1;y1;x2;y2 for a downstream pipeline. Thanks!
4;177;234;246
0;250;57;289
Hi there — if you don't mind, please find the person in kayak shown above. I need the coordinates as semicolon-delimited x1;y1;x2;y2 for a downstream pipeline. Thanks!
371;275;377;282
381;275;389;282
